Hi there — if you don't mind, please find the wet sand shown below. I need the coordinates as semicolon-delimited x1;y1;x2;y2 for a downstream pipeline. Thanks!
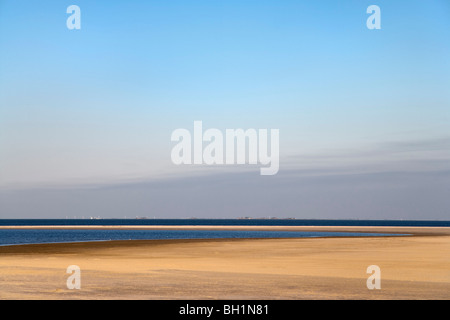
0;226;449;300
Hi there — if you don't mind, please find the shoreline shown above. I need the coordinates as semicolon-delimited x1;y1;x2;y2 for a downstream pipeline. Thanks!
1;225;447;251
0;234;413;253
0;225;437;250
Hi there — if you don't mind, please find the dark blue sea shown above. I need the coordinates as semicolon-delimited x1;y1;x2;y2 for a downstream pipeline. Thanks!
0;219;447;246
1;219;448;227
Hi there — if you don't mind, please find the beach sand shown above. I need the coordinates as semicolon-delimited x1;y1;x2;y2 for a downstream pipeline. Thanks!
0;226;449;300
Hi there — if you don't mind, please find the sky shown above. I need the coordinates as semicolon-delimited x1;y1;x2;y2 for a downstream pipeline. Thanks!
0;0;449;219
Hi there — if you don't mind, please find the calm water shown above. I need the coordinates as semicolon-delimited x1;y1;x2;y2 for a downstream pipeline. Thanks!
0;219;434;246
0;229;409;246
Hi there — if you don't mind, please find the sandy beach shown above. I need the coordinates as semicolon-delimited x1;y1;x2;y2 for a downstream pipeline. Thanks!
0;226;449;300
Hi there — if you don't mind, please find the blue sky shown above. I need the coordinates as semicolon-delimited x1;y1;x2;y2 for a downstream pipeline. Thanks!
0;1;449;218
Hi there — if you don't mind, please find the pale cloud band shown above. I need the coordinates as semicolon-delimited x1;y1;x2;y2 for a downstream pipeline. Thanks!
1;136;449;220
